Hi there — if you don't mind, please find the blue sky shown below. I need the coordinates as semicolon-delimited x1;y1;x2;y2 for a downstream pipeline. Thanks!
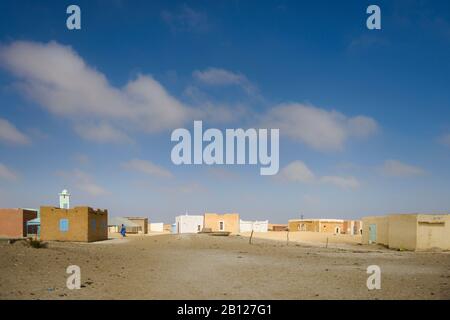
0;0;450;223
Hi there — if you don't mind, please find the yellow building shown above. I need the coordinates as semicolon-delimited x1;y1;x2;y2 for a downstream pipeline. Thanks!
288;219;344;234
204;213;240;234
362;214;450;251
40;206;108;242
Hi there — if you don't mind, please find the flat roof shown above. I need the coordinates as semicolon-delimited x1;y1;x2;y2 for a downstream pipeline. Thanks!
288;219;345;222
109;217;140;227
363;213;450;219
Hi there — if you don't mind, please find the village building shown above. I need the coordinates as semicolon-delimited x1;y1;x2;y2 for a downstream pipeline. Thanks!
362;214;450;251
26;210;41;237
0;208;38;238
149;222;164;232
269;224;288;231
175;214;204;234
288;218;362;235
21;189;72;238
108;217;141;234
343;220;363;235
288;219;344;234
40;206;108;242
204;213;240;234
124;217;148;234
239;219;268;233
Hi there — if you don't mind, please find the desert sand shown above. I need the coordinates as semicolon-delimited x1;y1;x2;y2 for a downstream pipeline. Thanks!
1;232;449;300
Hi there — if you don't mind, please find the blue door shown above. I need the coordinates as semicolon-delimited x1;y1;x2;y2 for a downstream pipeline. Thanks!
369;224;377;244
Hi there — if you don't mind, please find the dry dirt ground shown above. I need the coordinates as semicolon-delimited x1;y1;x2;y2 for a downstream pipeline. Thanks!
1;233;449;300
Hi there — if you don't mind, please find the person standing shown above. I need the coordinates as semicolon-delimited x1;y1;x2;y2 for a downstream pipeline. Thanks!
120;224;126;237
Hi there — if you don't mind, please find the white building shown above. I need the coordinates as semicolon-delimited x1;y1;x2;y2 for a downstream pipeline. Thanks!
149;222;164;232
240;219;269;233
175;214;204;234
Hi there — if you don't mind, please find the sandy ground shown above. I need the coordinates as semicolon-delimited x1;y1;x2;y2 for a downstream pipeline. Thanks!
1;233;449;300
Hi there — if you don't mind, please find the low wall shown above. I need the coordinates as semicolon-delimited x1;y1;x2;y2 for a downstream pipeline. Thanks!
240;230;362;245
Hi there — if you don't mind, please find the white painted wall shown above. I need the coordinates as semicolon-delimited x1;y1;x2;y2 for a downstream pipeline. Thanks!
175;215;204;234
149;222;164;232
240;220;253;233
240;220;268;233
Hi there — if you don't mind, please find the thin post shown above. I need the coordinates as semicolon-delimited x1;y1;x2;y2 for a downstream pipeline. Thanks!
286;230;289;246
249;230;254;245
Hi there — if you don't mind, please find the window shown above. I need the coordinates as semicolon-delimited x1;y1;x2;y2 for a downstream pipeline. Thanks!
59;219;69;232
219;221;224;231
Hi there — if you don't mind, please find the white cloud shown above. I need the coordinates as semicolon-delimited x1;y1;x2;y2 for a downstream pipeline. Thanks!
277;161;360;189
57;169;108;196
0;163;18;181
0;41;191;139
347;116;379;138
72;169;109;196
262;103;378;151
276;160;360;189
74;122;133;144
380;160;426;177
0;118;30;145
183;85;250;123
123;159;173;178
277;161;316;183
193;67;259;96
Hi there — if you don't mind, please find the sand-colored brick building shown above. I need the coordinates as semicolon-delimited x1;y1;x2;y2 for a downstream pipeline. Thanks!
363;214;450;251
269;224;288;231
204;213;240;234
343;220;363;235
125;217;148;234
288;218;362;235
289;219;344;234
0;208;38;238
40;206;108;242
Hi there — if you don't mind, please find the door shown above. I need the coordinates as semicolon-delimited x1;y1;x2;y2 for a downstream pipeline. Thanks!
369;224;377;244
